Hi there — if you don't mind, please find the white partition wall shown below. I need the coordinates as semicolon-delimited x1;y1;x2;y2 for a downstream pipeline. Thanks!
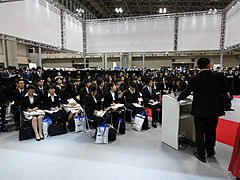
65;14;84;52
0;0;61;47
86;18;175;53
225;2;240;48
178;14;222;51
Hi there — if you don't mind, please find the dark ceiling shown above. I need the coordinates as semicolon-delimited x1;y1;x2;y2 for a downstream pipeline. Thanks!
74;0;233;19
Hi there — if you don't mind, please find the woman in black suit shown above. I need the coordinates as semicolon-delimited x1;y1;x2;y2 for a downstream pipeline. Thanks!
43;85;65;124
21;85;43;141
84;85;110;129
104;82;125;130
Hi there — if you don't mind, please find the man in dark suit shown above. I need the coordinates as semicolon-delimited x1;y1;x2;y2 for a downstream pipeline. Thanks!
79;79;91;106
11;79;27;131
35;79;47;108
142;78;161;128
177;58;228;162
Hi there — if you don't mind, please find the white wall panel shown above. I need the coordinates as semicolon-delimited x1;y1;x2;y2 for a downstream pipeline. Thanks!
225;2;240;47
0;0;61;47
65;14;83;52
87;18;175;53
178;14;222;51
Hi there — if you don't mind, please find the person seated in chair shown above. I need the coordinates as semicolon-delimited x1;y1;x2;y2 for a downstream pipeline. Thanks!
142;78;162;128
21;85;43;141
104;82;125;130
11;79;27;131
84;85;110;130
43;85;66;124
124;82;148;130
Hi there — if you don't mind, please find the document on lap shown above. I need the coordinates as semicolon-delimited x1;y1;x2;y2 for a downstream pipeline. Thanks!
133;103;143;108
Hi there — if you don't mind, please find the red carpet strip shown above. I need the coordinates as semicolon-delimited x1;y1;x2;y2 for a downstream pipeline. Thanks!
217;118;239;147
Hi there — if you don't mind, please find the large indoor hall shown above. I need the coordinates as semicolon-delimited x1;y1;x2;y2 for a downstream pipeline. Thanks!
0;0;240;180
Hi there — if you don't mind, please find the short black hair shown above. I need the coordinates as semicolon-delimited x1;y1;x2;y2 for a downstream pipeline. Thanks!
90;85;97;92
197;58;210;69
47;85;55;90
129;81;136;88
84;79;90;85
108;82;115;89
145;77;152;85
27;84;35;90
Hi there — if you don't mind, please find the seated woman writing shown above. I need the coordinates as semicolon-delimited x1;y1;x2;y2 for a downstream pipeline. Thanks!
22;85;44;141
104;82;125;130
43;85;66;124
84;85;110;129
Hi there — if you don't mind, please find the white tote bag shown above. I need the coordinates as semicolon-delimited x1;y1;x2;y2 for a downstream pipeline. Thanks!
95;124;109;144
42;122;49;138
133;113;145;132
74;116;85;133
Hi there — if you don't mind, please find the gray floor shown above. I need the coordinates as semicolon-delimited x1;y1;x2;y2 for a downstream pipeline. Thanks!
0;99;239;180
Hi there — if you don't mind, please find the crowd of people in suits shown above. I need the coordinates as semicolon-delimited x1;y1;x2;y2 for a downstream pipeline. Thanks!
0;65;238;139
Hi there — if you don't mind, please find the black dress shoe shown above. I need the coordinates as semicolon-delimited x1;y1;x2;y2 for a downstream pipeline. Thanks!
1;125;8;132
207;151;216;158
152;124;157;128
35;138;41;141
40;136;44;140
194;152;206;163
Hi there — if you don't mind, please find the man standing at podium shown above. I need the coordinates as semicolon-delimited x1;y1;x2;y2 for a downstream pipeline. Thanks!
177;58;228;163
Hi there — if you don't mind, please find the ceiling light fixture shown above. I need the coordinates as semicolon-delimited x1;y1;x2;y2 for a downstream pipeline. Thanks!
159;8;167;14
115;7;123;14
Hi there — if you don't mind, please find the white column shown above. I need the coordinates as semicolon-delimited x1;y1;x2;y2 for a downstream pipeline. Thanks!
38;47;42;67
104;54;108;70
2;39;7;67
84;55;86;70
142;54;145;74
220;51;224;69
128;52;132;69
119;55;123;68
6;40;18;67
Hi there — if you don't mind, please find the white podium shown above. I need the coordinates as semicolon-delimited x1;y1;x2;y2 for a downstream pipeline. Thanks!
161;95;195;150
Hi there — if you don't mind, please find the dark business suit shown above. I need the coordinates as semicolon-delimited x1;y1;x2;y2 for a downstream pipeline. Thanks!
43;95;65;123
104;91;118;108
79;87;89;106
84;94;106;128
21;95;41;112
142;86;161;125
11;88;27;127
55;85;65;100
35;86;47;108
124;89;143;115
43;95;61;110
104;91;125;129
178;70;228;158
159;82;172;97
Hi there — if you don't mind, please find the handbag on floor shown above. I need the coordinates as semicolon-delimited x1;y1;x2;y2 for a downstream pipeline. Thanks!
118;117;125;134
42;116;53;138
74;115;85;133
19;112;35;141
19;126;35;141
95;123;109;144
49;123;67;136
133;112;145;131
108;125;117;141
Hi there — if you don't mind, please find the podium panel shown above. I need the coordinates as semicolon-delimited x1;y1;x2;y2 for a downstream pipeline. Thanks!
161;95;194;150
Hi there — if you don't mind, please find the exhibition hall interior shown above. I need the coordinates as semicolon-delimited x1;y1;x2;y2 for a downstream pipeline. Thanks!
0;0;240;179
